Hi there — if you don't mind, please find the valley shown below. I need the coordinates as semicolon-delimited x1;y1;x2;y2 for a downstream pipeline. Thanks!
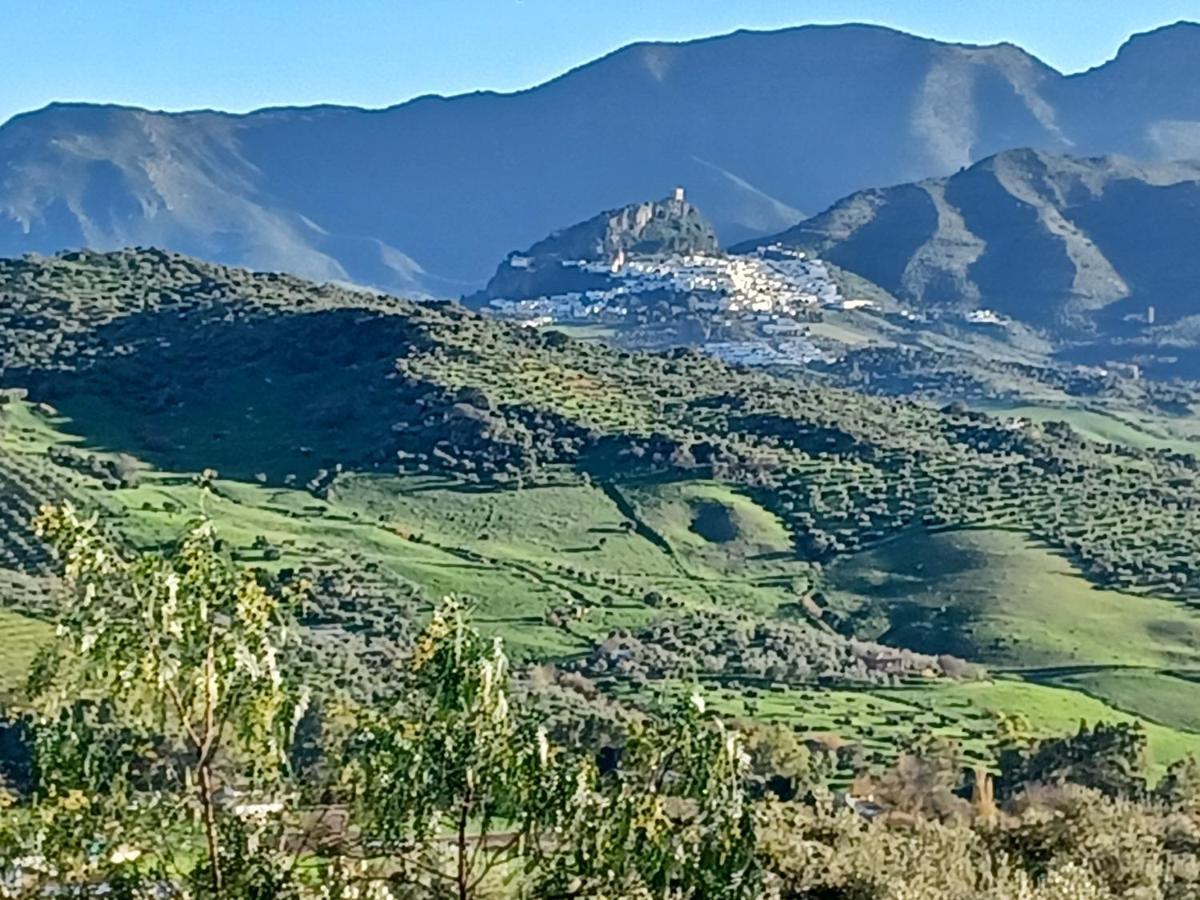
7;11;1200;896
2;248;1199;786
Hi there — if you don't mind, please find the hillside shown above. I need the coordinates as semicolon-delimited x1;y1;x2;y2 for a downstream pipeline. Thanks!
468;183;1200;416
471;189;718;303
749;149;1200;344
5;23;1200;294
2;249;1200;767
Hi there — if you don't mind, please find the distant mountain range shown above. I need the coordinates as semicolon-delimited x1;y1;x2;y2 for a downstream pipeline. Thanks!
750;149;1200;338
4;21;1200;295
472;150;1200;356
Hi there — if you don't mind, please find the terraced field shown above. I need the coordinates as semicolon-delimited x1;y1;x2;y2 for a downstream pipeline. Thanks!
1;249;1198;779
639;676;1200;782
109;466;817;660
0;447;58;577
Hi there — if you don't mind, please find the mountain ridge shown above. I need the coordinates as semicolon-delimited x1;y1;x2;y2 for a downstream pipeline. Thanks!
745;148;1200;348
4;22;1200;295
16;16;1168;128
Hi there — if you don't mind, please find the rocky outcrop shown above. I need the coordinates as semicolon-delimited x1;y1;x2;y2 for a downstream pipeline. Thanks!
471;190;718;303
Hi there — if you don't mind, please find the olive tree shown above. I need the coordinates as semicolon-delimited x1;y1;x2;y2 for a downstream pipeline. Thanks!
19;502;309;896
346;598;561;899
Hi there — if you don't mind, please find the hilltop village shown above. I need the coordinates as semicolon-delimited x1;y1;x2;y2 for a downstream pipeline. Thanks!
471;189;1019;367
471;190;883;365
488;243;867;363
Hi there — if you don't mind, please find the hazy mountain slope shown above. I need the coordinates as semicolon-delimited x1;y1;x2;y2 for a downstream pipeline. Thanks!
0;106;443;294
753;149;1200;335
2;23;1200;294
1054;21;1200;159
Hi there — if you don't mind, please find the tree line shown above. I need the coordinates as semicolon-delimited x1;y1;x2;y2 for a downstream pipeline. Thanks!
1;503;1198;898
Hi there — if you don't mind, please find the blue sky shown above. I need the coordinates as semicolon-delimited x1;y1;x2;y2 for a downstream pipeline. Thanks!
3;0;1199;126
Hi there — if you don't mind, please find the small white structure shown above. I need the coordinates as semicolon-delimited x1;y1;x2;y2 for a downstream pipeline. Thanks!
966;309;1005;326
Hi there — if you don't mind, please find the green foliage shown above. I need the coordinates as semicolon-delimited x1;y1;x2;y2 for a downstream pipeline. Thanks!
1156;756;1200;814
1;515;1200;899
997;722;1149;800
13;502;309;897
739;721;834;801
758;786;1199;900
2;246;1200;896
4;249;1200;753
347;599;548;898
348;602;762;899
534;693;759;899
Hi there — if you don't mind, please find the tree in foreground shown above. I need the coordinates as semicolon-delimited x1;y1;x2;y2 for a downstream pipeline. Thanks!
346;598;759;899
8;502;308;897
531;692;759;900
346;598;546;898
1;506;759;897
8;505;1194;899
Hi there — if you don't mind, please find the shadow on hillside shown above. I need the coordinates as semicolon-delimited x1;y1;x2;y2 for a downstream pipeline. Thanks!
12;307;435;483
823;527;989;660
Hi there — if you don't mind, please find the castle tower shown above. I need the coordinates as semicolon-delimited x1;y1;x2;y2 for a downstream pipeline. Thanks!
673;185;685;203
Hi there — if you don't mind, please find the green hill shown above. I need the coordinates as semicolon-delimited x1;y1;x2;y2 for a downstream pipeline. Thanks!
2;248;1199;764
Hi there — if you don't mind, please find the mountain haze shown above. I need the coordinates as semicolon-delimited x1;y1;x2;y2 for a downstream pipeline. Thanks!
5;22;1200;294
751;149;1200;336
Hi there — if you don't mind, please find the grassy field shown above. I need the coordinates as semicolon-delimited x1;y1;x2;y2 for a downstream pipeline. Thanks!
328;473;816;648
53;465;818;662
617;479;812;612
4;400;1198;767
824;526;1200;733
919;678;1200;773
980;401;1200;453
1;400;815;662
1030;668;1200;734
644;675;1200;781
0;608;51;697
93;472;1200;777
825;527;1200;671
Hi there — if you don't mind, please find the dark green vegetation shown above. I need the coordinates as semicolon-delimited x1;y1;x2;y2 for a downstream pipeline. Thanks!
810;341;1200;413
4;524;1200;899
1;248;1199;779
